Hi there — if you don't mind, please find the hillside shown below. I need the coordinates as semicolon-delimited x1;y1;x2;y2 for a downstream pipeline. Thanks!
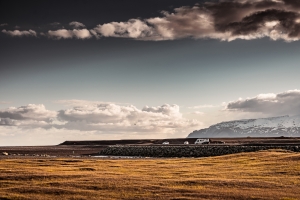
188;115;300;138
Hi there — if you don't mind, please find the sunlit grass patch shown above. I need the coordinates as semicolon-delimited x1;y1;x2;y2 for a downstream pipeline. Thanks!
0;150;299;199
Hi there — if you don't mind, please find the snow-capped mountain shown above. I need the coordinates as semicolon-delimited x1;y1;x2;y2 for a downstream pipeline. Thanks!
188;115;300;138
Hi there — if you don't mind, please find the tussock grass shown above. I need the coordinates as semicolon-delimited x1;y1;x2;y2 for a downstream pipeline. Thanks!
0;150;299;199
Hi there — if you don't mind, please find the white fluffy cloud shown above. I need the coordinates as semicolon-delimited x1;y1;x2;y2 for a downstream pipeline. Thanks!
0;102;201;144
69;21;85;28
72;29;91;39
2;29;37;37
147;7;219;40
92;19;153;39
47;29;73;39
57;103;199;134
0;23;8;27
225;89;300;116
47;29;91;39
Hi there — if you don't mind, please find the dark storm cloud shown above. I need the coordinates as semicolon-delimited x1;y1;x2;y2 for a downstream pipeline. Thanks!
224;9;300;39
283;0;300;8
89;0;300;41
204;0;300;40
206;0;282;31
225;90;300;116
0;112;24;120
2;0;300;41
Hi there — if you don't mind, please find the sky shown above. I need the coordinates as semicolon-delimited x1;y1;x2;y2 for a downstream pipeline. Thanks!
1;0;300;145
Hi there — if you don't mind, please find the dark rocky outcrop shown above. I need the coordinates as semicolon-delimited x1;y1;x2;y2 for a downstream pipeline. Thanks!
99;145;300;157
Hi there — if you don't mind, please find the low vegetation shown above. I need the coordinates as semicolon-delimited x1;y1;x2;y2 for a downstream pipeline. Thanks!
0;149;299;199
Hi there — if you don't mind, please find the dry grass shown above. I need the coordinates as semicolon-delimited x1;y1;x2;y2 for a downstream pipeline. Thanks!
0;149;299;200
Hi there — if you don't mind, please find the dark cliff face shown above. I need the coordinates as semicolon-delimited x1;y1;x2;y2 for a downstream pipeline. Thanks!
188;115;300;138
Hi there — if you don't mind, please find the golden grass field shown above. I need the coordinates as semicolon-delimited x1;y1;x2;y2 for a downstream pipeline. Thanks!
0;149;299;200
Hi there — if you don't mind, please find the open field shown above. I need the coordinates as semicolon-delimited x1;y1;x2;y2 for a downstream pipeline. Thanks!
0;149;299;200
0;145;106;157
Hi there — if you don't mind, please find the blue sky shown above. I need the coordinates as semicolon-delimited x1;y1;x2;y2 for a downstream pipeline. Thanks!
1;0;300;145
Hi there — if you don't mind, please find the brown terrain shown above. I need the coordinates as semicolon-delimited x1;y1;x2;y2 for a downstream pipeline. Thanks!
0;137;299;199
0;149;299;199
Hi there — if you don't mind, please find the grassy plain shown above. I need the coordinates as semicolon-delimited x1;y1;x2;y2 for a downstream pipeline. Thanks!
0;149;299;200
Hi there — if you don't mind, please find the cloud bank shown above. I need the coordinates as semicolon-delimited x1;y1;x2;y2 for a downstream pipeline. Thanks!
0;104;57;127
0;102;200;144
58;103;199;133
225;89;300;116
47;29;92;39
91;19;153;39
3;0;300;41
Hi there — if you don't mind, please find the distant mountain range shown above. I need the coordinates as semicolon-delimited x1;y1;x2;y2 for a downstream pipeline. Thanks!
188;115;300;138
